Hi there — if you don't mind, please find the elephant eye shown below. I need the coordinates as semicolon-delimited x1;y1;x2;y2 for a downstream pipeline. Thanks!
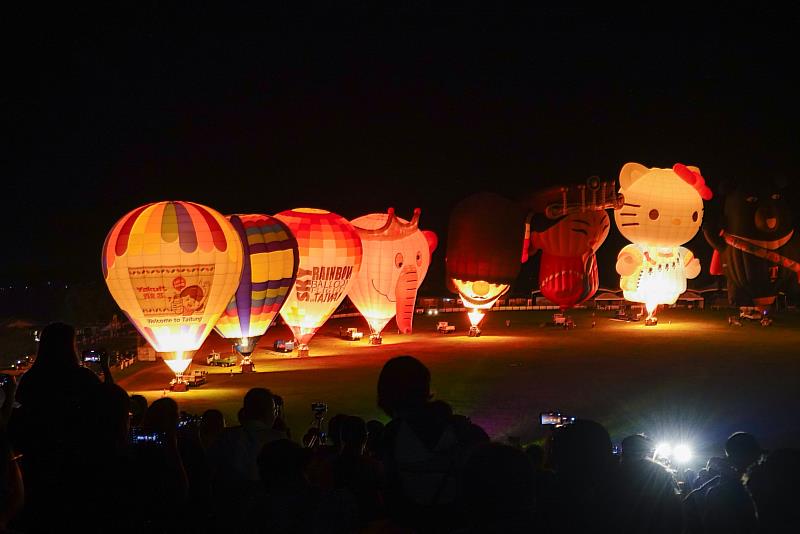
746;196;758;203
416;251;422;266
394;253;404;268
772;193;781;200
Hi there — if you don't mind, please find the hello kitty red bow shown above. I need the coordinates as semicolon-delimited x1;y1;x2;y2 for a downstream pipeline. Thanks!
673;163;713;200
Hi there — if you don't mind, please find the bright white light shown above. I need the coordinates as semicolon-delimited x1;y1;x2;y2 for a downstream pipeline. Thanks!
655;442;672;459
163;357;192;376
467;310;485;327
673;443;693;464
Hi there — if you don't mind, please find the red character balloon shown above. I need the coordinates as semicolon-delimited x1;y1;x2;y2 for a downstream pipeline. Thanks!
525;178;623;310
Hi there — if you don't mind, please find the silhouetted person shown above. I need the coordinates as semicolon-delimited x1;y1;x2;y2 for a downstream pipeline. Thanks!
332;415;384;526
377;356;488;532
207;387;286;532
365;419;384;459
0;429;23;531
199;408;225;450
744;448;800;532
544;419;619;533
684;433;760;534
614;434;681;533
9;322;103;532
459;442;537;532
251;439;356;533
128;397;189;532
129;394;148;428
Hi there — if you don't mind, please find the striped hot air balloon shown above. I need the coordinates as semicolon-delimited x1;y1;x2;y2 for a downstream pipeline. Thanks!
102;201;243;379
275;208;362;356
214;214;299;356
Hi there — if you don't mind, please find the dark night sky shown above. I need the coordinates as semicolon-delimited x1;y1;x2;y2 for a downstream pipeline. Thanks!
5;5;800;291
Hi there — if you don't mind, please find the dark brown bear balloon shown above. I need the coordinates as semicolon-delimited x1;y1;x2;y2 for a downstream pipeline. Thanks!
704;180;800;307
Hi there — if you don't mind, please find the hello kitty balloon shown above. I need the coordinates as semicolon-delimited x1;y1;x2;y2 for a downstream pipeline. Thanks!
614;162;712;320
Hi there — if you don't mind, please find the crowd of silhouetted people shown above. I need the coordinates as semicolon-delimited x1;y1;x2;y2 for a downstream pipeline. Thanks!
0;322;798;533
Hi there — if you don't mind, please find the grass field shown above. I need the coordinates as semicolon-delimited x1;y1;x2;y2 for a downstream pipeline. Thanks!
118;307;800;465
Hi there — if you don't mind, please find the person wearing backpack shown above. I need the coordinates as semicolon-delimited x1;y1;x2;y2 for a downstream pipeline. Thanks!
376;356;488;532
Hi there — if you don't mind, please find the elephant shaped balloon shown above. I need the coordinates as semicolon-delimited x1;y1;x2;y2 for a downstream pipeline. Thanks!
349;208;438;343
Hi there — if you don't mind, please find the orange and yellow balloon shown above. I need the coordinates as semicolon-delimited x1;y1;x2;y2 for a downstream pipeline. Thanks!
275;208;363;356
102;201;244;376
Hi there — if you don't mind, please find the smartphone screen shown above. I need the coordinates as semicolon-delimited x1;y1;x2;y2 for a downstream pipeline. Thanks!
130;429;166;447
540;412;561;425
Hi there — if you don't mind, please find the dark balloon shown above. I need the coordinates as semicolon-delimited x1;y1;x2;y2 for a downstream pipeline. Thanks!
704;180;800;306
445;193;527;290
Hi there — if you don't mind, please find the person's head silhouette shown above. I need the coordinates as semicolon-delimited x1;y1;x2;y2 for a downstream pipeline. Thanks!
33;322;80;370
725;432;763;472
377;355;431;418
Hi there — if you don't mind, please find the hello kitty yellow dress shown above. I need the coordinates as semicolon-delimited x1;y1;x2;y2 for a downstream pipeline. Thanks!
614;163;712;308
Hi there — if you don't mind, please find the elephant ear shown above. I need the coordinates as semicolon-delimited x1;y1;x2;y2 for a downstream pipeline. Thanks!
619;162;649;190
423;230;438;255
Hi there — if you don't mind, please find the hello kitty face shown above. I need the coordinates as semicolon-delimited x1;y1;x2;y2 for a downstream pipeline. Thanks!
614;163;706;248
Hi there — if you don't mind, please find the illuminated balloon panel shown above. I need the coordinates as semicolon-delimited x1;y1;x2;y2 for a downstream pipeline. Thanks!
275;208;363;352
102;201;244;369
446;193;527;327
614;163;711;318
525;179;620;310
214;214;299;355
349;208;438;338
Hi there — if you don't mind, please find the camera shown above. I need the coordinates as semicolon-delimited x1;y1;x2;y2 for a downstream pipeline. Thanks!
129;428;166;447
311;402;327;419
540;411;575;427
81;348;105;364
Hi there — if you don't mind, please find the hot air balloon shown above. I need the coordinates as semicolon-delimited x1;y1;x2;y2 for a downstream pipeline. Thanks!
704;179;800;308
349;208;438;343
525;177;623;310
446;193;527;335
614;163;712;325
102;201;243;387
213;214;299;357
275;208;363;356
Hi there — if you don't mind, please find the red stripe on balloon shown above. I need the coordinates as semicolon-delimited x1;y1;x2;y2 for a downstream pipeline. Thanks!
114;204;151;257
187;202;228;251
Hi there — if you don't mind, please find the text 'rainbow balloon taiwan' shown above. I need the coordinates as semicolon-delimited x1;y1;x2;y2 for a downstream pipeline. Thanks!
349;208;438;343
213;214;299;356
525;177;623;310
446;193;527;332
276;208;363;356
102;201;243;378
614;163;712;323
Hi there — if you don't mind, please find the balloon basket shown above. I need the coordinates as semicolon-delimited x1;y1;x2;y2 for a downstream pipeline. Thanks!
298;347;309;358
645;316;658;327
241;362;255;373
468;325;482;337
369;334;382;345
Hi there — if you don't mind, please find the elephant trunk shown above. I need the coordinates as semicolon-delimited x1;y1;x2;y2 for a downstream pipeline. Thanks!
395;265;419;333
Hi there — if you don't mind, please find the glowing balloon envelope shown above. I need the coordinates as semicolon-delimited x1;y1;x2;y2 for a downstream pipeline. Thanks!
349;208;437;342
275;208;363;355
102;201;244;376
614;163;711;321
525;178;622;310
213;214;299;356
446;193;527;328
